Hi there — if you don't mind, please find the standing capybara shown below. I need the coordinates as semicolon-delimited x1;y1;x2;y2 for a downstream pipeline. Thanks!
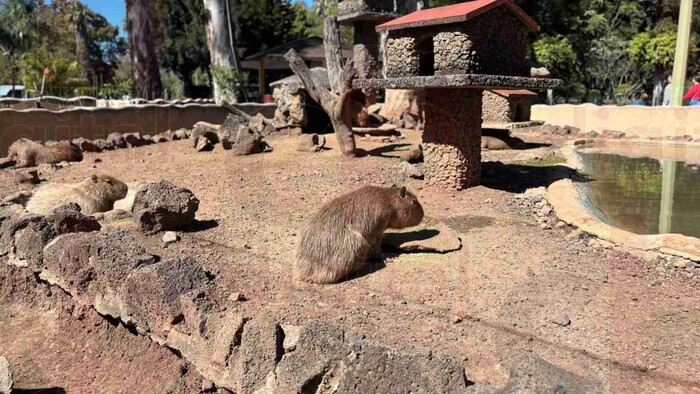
7;138;83;167
295;186;424;284
26;174;128;215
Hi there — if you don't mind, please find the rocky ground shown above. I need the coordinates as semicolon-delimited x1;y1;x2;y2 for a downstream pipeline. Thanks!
1;127;699;393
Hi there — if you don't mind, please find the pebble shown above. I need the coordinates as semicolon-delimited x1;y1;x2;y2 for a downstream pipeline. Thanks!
451;316;463;324
554;221;567;229
162;231;180;244
539;223;552;230
229;292;244;302
549;313;571;327
673;259;689;269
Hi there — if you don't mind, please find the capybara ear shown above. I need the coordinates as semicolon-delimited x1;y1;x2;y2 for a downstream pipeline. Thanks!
91;174;98;182
399;186;407;198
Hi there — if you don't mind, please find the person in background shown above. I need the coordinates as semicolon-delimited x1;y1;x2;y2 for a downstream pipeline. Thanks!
630;92;649;106
663;74;673;105
683;75;700;105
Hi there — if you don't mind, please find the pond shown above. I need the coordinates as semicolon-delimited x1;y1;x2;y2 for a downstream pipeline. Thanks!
577;143;700;238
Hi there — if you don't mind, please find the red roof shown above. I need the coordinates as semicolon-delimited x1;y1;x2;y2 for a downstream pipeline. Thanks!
376;0;539;33
491;89;538;97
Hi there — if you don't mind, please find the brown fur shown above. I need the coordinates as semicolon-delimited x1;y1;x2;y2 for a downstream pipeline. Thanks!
295;186;424;284
26;174;128;215
481;136;527;150
7;138;83;167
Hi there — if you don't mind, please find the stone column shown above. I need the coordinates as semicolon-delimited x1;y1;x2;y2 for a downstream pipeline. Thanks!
422;88;482;190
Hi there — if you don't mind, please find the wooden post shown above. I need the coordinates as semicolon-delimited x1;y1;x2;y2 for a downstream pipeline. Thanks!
259;59;266;98
670;0;694;105
284;17;357;157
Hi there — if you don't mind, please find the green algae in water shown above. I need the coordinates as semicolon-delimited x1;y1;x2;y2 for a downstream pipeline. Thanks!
578;151;700;238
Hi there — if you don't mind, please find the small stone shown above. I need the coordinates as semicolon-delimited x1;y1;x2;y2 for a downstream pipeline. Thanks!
228;292;244;302
539;223;552;230
398;161;423;179
673;259;689;269
195;138;214;152
12;168;40;184
554;221;567;229
539;205;552;216
162;231;180;244
0;356;12;394
549;313;571;327
484;199;491;204
93;158;102;163
103;209;129;222
451;316;463;324
201;379;216;392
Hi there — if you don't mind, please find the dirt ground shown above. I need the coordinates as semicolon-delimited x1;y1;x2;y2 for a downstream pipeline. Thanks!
1;129;699;393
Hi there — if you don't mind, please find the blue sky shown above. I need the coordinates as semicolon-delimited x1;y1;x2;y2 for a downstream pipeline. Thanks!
47;0;314;37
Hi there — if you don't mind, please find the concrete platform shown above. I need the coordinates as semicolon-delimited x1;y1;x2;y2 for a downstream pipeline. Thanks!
353;74;562;90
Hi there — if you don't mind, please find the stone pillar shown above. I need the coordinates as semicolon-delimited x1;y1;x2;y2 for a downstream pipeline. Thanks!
422;88;482;190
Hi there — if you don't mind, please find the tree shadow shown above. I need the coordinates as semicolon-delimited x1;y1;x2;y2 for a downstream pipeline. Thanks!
360;143;412;159
481;161;589;193
14;389;67;394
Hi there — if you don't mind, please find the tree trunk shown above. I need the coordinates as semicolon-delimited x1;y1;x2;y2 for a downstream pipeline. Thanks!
285;17;357;157
203;0;240;104
126;0;163;100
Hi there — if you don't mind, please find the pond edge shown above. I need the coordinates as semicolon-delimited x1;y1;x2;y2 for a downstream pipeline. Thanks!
547;138;700;262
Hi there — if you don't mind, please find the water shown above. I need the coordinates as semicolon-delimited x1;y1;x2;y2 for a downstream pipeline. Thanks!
577;145;700;238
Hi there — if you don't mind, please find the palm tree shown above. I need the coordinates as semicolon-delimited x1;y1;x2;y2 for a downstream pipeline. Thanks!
0;0;39;95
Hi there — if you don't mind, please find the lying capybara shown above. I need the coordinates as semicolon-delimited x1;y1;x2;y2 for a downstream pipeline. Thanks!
481;135;527;150
295;186;424;284
26;174;128;215
7;138;83;167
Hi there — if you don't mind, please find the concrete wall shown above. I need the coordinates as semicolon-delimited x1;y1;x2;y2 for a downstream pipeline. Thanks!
0;103;276;156
532;103;700;139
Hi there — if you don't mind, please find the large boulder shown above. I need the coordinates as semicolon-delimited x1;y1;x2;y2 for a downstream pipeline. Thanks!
124;132;146;147
499;354;607;394
42;228;155;302
125;257;211;335
231;126;271;156
0;356;11;394
191;122;220;148
72;137;100;152
218;114;249;150
296;134;326;153
132;180;199;233
107;132;127;149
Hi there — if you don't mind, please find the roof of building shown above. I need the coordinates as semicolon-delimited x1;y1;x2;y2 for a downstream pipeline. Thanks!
376;0;540;32
491;89;538;97
241;37;353;70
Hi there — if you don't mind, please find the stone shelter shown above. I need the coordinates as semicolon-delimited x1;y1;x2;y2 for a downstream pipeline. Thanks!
482;89;538;123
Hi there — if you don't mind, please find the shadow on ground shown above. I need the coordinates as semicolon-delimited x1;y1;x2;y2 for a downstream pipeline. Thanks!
362;143;412;159
14;389;67;394
482;161;589;193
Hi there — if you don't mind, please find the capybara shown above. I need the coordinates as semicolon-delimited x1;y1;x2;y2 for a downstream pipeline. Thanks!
7;138;83;167
26;174;128;215
295;186;424;284
481;136;527;150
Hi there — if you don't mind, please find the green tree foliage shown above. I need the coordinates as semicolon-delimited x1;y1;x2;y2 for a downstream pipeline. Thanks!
0;0;126;96
232;0;297;57
22;45;84;96
153;0;210;97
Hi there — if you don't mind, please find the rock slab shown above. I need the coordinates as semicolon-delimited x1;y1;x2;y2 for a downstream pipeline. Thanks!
383;217;462;253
